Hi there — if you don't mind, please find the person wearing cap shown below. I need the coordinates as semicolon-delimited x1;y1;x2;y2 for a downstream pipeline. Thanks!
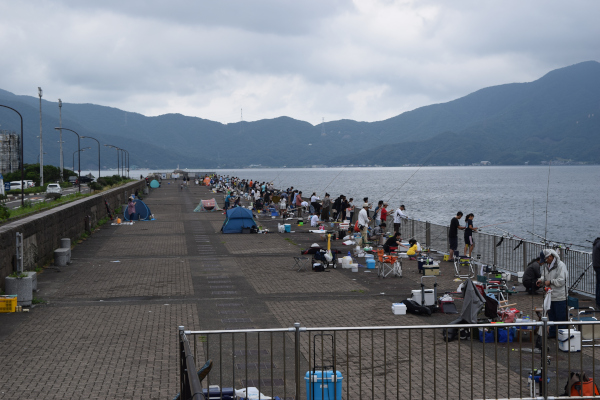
393;205;407;234
127;196;137;221
358;203;371;246
537;249;568;338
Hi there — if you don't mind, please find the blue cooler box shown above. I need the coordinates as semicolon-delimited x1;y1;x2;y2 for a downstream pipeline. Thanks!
366;259;376;269
305;370;343;400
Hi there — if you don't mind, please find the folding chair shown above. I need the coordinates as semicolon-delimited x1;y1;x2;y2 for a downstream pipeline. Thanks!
377;250;401;278
292;256;310;272
570;307;600;347
453;254;475;278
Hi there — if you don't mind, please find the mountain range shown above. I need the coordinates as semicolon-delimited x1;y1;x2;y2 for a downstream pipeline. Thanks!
0;60;599;170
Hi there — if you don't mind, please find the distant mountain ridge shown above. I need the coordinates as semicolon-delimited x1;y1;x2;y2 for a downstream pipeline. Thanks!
0;61;598;169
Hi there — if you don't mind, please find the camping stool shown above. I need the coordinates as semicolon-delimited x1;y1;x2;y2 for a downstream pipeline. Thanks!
292;256;310;272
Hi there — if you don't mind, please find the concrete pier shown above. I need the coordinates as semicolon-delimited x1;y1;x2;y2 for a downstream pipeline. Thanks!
0;180;595;398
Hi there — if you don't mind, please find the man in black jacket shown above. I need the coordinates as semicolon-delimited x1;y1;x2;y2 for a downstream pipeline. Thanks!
523;257;542;294
593;237;600;308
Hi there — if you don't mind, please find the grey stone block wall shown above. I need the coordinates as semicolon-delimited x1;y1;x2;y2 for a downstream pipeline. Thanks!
0;180;146;291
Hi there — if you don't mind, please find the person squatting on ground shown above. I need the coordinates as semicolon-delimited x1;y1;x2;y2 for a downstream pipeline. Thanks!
358;203;370;247
523;257;542;295
538;249;568;338
448;212;464;260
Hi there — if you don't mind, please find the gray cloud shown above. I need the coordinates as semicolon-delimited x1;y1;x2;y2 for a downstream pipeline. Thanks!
0;0;598;124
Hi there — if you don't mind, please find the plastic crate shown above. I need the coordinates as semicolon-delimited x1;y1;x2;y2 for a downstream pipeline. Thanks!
0;296;17;313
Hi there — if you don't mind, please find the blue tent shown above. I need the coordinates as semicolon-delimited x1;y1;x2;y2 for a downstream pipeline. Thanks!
124;199;153;221
221;207;257;234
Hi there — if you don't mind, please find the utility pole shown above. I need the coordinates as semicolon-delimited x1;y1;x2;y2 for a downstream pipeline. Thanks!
38;87;43;186
58;99;63;182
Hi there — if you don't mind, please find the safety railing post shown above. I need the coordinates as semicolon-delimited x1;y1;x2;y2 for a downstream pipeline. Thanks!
295;322;301;399
425;221;431;250
493;236;498;266
522;241;527;271
446;226;450;254
411;219;415;239
542;317;548;399
178;326;186;399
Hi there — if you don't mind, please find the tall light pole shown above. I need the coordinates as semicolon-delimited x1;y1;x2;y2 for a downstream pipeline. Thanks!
58;99;63;182
104;144;119;175
81;136;100;180
38;87;43;186
55;127;81;193
72;147;90;171
122;149;130;178
0;104;25;206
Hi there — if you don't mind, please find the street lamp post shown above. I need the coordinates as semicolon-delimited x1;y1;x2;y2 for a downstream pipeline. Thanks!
122;149;130;178
72;147;90;171
81;136;100;181
55;127;81;193
58;99;63;182
38;87;43;186
104;145;120;176
0;104;24;206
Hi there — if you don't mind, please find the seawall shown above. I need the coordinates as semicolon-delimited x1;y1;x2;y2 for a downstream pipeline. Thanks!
0;180;146;291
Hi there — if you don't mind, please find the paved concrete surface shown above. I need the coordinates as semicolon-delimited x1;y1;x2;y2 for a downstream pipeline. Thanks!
1;181;597;399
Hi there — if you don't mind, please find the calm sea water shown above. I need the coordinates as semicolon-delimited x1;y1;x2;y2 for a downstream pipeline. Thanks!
87;166;599;251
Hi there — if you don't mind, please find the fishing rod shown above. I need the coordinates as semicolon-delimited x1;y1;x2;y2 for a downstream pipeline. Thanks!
477;221;515;229
321;167;347;193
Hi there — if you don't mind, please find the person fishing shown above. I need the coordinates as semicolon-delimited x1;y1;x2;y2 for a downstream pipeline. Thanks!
463;213;478;257
448;211;465;260
522;257;542;295
357;203;371;247
537;249;568;338
393;205;407;234
594;237;600;309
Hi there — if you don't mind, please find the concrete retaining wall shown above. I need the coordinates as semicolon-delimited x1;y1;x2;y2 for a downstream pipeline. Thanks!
0;180;146;291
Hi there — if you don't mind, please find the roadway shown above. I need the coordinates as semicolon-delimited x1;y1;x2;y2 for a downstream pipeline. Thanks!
3;184;91;209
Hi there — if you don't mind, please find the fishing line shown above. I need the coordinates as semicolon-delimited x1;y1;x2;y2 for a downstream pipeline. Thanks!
321;167;347;193
544;161;551;243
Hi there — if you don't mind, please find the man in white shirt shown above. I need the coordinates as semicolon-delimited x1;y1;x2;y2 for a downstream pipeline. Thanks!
393;205;407;234
358;203;371;246
310;213;322;227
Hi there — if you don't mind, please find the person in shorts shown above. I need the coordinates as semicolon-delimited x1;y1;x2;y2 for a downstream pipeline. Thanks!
463;213;478;257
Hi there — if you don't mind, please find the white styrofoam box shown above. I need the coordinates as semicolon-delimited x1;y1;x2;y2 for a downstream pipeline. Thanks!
558;329;581;352
365;254;374;259
351;264;358;272
515;318;533;330
411;289;435;306
518;271;524;283
392;303;407;315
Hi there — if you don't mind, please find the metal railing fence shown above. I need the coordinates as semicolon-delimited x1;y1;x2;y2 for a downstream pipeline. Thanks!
399;219;595;297
180;319;600;400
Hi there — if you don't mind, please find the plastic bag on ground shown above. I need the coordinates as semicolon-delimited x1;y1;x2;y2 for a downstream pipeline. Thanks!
235;387;273;399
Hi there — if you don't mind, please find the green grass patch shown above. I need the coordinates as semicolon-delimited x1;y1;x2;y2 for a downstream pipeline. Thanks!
0;180;137;224
32;297;46;305
284;237;298;246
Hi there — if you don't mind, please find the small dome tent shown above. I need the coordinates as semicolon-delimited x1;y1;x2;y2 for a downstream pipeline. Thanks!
124;199;153;221
221;207;257;234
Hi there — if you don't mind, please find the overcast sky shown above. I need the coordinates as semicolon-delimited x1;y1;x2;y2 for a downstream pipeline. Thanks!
0;0;598;125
